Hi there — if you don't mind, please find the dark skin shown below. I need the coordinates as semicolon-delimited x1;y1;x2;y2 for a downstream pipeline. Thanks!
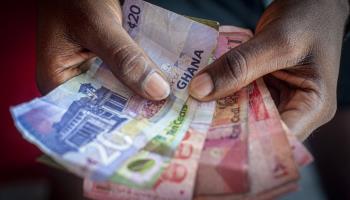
189;0;349;140
37;0;349;140
37;0;170;100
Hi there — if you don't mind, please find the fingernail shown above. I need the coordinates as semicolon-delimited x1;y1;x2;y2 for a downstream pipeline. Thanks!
144;72;170;100
190;73;214;98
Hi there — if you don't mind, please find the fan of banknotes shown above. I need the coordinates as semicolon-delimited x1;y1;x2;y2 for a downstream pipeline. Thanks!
11;0;313;199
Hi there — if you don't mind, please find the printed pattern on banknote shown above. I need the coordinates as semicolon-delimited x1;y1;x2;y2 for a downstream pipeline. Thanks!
195;26;253;195
11;0;218;180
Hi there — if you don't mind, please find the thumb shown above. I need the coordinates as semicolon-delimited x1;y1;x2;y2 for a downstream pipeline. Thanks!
189;30;302;101
79;13;170;100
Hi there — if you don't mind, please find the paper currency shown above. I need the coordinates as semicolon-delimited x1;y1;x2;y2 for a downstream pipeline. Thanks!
282;121;313;167
196;26;253;195
246;79;299;194
196;79;301;200
82;1;220;196
100;0;217;189
84;101;215;200
12;0;314;199
11;0;218;180
196;26;312;199
83;23;312;200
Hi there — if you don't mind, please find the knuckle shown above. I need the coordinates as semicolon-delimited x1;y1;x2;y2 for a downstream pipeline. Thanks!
273;28;306;59
111;44;133;66
111;44;143;75
221;49;249;89
277;35;296;54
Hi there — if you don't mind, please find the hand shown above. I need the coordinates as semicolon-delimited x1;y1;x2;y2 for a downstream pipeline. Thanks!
189;0;350;140
37;0;170;100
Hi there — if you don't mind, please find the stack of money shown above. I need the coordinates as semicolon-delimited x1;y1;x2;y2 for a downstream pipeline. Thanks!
11;0;313;199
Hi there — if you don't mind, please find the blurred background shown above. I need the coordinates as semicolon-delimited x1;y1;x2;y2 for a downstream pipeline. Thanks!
0;0;349;199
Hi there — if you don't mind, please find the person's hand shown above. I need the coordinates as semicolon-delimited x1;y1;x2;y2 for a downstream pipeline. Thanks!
189;0;350;140
37;0;170;100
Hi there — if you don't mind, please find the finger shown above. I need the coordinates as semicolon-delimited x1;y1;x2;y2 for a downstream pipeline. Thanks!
36;43;95;95
99;30;170;100
280;100;320;141
76;5;170;100
264;71;336;140
37;2;96;95
279;91;336;141
189;28;305;101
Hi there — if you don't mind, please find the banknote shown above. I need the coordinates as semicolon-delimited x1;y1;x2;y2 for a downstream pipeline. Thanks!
82;1;221;194
196;25;313;198
37;21;312;200
84;101;216;200
196;79;300;200
246;79;299;193
195;26;252;195
11;0;218;180
13;0;314;199
185;16;220;30
35;19;312;200
282;122;313;167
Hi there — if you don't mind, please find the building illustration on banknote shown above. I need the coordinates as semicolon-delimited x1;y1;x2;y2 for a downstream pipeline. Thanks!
52;83;129;152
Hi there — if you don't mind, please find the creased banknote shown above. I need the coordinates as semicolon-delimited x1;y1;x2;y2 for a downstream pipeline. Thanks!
84;101;215;200
195;26;253;195
11;0;218;180
196;25;312;200
11;0;314;199
246;79;299;194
